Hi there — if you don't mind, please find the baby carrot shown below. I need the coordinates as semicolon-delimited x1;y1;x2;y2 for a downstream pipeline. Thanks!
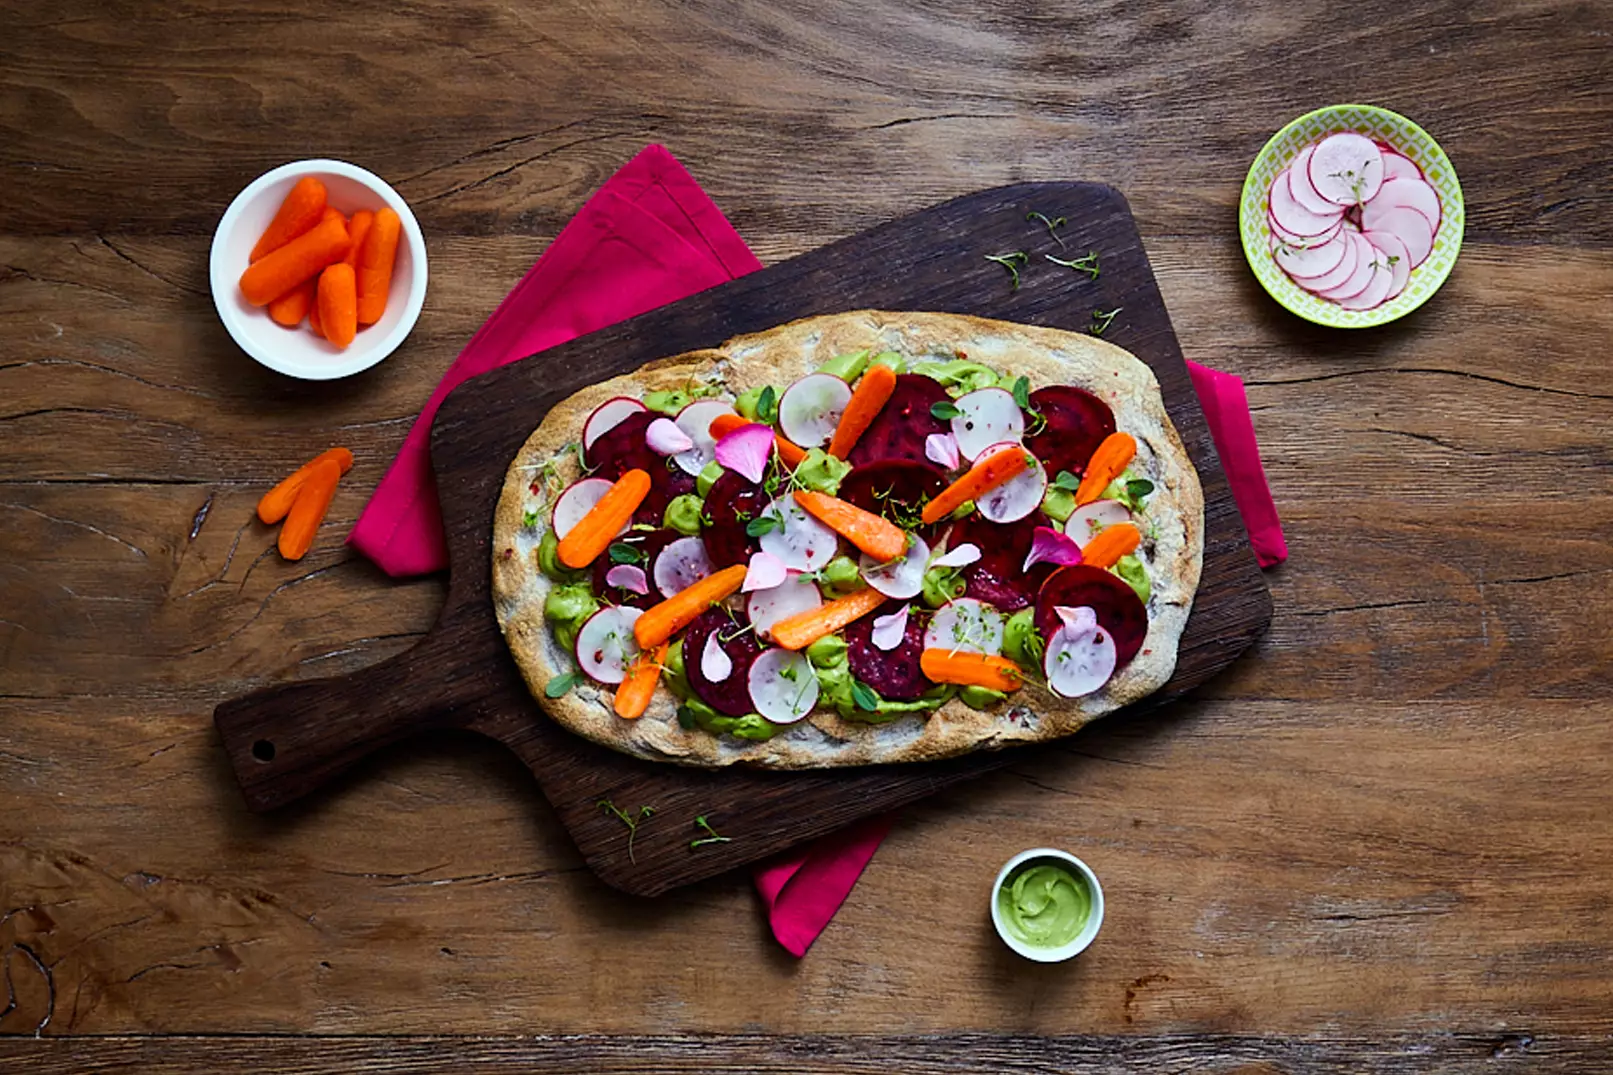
709;413;748;441
919;649;1023;692
1074;432;1137;506
613;642;668;719
267;278;316;327
356;206;401;325
634;564;748;650
257;447;355;524
307;298;324;338
827;363;897;459
1079;521;1141;569
239;210;350;306
250;176;327;263
317;262;359;348
710;412;807;470
921;444;1030;524
558;469;652;569
342;209;374;269
770;586;887;652
775;433;808;468
792;490;907;562
276;456;342;561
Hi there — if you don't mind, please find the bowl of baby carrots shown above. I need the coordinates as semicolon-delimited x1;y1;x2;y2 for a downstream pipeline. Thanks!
210;159;427;380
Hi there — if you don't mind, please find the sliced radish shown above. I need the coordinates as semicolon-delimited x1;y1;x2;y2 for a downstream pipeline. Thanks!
1308;133;1385;206
950;387;1024;461
1382;151;1422;182
1270;168;1346;236
1275;232;1348;280
645;416;694;455
575;606;643;685
672;399;736;477
871;604;910;651
777;373;852;449
1065;499;1132;544
1292;227;1362;294
746;572;823;643
925;431;961;470
975;443;1046;524
604;563;649;595
1269;209;1342;248
1287;144;1346;217
1336;250;1396;311
1315;234;1379;300
924;597;1005;656
1363;230;1412;300
701;631;734;683
757;496;839;572
747;648;819;724
583;397;647;451
552;478;622;540
1362;177;1441;234
931;542;981;569
1372;205;1435;268
652;536;714;598
860;533;929;600
1043;616;1117;698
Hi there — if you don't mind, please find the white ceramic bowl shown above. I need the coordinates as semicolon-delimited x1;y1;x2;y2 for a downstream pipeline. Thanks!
210;159;427;380
990;847;1105;962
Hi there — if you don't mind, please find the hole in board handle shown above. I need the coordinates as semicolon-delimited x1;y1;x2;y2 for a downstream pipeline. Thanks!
252;739;276;762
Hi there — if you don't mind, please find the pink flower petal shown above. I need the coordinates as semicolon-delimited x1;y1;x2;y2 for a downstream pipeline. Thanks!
604;564;649;595
714;422;774;483
701;631;733;682
871;603;910;651
743;550;788;592
1023;526;1083;572
1054;604;1098;637
646;417;694;456
925;431;961;470
931;542;981;569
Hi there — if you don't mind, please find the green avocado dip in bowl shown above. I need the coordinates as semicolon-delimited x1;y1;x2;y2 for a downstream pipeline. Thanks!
991;848;1104;962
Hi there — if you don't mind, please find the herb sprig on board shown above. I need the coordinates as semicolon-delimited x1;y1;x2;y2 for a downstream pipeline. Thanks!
1047;251;1101;280
597;800;655;864
1026;211;1067;247
690;815;732;850
984;251;1029;290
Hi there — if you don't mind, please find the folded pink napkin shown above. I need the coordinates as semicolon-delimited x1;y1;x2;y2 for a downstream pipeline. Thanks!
348;145;1287;956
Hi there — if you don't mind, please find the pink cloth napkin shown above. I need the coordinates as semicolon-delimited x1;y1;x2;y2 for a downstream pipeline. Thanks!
349;145;1287;956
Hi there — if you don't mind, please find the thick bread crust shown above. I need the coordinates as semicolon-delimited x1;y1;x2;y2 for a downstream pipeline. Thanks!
492;312;1203;769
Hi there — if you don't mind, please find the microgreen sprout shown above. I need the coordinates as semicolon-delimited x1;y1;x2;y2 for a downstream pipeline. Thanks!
984;251;1029;290
1026;211;1067;247
1047;251;1100;280
690;815;732;850
597;800;655;864
1089;307;1122;336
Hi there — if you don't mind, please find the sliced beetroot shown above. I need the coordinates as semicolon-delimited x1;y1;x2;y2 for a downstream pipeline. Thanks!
843;608;931;701
838;459;947;534
1025;385;1116;479
951;511;1057;611
583;408;693;524
847;374;950;467
682;608;765;717
1036;564;1148;670
701;470;769;568
592;527;677;609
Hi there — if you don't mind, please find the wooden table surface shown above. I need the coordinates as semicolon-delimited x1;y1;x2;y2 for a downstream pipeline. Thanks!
2;1;1610;1071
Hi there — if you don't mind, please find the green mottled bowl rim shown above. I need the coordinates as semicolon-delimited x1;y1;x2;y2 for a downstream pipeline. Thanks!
1239;104;1464;329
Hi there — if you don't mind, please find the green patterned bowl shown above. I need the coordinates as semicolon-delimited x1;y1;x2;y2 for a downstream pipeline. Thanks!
1240;104;1463;328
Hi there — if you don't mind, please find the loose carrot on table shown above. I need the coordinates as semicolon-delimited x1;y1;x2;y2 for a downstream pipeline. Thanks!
613;642;669;719
634;564;748;650
1074;431;1137;506
920;444;1030;524
1079;521;1141;569
919;649;1024;692
267;278;317;327
356;206;401;325
770;586;887;652
792;490;907;562
276;456;342;561
257;447;355;524
342;209;374;269
317;262;359;348
827;363;897;459
239;210;350;306
558;469;652;569
250;176;327;263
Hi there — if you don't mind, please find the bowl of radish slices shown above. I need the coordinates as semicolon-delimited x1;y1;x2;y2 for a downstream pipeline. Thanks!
1240;104;1464;328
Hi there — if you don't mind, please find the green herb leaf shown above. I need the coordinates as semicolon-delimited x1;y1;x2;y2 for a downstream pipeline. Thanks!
677;704;698;730
1126;478;1155;501
545;672;582;698
1054;470;1080;491
745;514;784;538
689;814;733;850
757;385;778;425
930;400;962;421
1011;375;1032;410
850;679;881;712
608;542;645;565
522;509;540;529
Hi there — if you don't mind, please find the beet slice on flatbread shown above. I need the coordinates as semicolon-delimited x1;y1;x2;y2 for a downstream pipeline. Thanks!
951;511;1057;612
701;470;769;568
837;459;947;534
843;608;931;701
1025;385;1116;479
583;409;694;524
847;373;949;467
1035;564;1148;669
591;527;676;609
682;608;765;716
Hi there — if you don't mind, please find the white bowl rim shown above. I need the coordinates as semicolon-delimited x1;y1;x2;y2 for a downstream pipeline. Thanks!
990;847;1105;962
208;158;428;381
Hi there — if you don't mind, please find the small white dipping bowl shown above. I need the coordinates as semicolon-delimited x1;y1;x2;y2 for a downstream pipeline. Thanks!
990;847;1105;963
210;159;427;381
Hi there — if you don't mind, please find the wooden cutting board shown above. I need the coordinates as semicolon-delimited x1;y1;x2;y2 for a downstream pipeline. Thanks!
214;183;1273;897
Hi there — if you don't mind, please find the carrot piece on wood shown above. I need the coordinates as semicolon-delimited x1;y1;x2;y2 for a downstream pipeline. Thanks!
267;278;317;327
239;211;350;306
250;176;327;263
921;444;1030;524
792;490;907;562
770;586;887;652
356;206;401;325
1079;521;1141;568
276;456;342;561
557;469;652;569
317;263;359;348
1074;432;1137;506
342;209;374;270
633;564;749;650
614;642;669;719
257;447;355;524
827;363;897;459
919;649;1024;692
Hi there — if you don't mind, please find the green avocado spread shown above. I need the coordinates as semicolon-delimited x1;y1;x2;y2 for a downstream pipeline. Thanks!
806;634;952;722
815;556;863;596
997;860;1092;949
910;358;1000;396
664;494;705;536
544;584;598;653
794;448;852;495
818;350;870;382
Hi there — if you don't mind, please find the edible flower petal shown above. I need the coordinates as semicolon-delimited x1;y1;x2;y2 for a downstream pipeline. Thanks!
646;417;694;456
931;542;982;569
714;422;775;483
1023;526;1083;572
701;631;733;682
925;431;961;470
871;603;910;651
604;563;649;595
743;550;788;593
1054;604;1098;637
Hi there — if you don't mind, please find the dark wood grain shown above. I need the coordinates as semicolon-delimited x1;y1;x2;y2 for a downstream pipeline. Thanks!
213;183;1271;896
